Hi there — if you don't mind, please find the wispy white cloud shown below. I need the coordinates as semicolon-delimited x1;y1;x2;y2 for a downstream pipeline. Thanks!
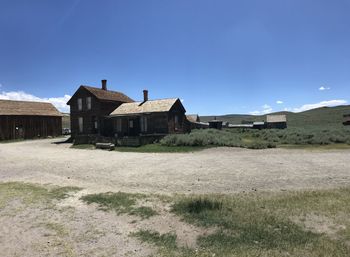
319;86;331;91
0;91;71;113
276;100;283;104
249;104;273;115
293;99;347;112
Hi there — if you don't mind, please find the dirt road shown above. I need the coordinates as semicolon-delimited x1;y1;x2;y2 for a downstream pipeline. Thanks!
1;138;349;194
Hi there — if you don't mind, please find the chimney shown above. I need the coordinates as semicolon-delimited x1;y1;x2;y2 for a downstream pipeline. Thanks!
143;90;148;102
101;79;107;90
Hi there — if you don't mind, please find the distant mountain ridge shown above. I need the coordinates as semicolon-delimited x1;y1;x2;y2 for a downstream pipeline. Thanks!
200;105;350;128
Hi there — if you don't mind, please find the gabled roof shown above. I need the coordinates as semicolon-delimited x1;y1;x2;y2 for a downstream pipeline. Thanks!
110;98;184;116
0;99;62;116
266;114;287;123
186;114;200;123
67;85;134;105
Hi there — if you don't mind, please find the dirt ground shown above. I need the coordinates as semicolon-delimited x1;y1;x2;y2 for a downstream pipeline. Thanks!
1;138;350;256
1;137;350;194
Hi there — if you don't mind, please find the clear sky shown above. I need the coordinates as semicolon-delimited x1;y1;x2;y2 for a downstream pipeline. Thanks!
0;0;349;114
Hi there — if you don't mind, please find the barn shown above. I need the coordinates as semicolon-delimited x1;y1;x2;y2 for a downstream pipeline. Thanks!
0;99;62;140
109;90;190;140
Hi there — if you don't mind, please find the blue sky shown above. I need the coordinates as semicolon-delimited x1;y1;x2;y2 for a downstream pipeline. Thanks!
0;0;349;114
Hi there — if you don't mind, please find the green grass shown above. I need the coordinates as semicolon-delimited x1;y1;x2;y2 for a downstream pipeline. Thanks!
0;182;80;208
166;189;350;257
131;230;178;250
159;127;350;149
70;144;95;150
131;189;350;256
80;192;157;219
115;144;209;153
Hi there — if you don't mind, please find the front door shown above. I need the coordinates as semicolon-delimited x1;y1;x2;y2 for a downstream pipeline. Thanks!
15;125;24;139
128;118;139;136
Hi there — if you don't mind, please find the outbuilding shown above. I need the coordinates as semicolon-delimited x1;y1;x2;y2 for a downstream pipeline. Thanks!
0;99;62;140
266;114;287;129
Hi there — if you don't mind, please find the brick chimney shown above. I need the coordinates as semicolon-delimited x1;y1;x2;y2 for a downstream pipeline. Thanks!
143;90;148;102
101;79;107;90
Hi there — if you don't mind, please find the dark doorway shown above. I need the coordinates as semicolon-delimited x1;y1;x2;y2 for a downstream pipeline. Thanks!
128;117;139;136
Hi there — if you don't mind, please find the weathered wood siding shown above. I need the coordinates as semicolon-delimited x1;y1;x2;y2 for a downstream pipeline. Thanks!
0;115;62;140
266;122;287;129
111;101;190;137
69;88;123;137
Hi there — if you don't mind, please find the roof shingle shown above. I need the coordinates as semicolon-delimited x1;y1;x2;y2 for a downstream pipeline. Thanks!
0;99;62;116
110;98;180;116
81;85;134;103
266;114;287;123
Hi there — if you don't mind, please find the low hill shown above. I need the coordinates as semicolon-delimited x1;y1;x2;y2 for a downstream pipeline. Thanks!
201;105;350;128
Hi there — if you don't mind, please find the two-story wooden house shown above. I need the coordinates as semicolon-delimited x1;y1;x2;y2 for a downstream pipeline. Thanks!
67;80;134;138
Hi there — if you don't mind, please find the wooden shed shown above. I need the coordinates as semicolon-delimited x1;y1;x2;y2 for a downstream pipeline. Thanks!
0;99;62;140
109;90;190;138
208;120;223;130
266;115;287;129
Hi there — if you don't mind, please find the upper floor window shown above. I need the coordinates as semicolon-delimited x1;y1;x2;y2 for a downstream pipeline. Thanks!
87;97;92;110
77;98;82;111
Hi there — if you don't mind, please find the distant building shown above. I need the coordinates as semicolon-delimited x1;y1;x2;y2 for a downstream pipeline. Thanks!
208;119;223;130
0;99;62;140
343;114;350;126
266;114;287;129
253;121;266;130
186;114;206;129
186;114;200;123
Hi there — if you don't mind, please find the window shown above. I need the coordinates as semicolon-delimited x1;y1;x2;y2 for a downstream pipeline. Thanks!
140;116;148;132
116;119;122;132
129;120;134;128
174;115;179;129
87;97;92;110
78;98;82;111
92;116;98;130
78;117;83;133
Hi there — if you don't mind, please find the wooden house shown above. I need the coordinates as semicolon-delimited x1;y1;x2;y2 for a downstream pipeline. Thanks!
109;90;190;138
66;80;134;138
266;114;287;129
186;114;200;123
186;114;205;129
208;120;223;130
0;99;62;140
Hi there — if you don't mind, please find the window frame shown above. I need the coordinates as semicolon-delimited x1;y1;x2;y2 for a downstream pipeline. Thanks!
77;98;83;111
87;97;92;110
78;117;83;133
140;116;148;133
